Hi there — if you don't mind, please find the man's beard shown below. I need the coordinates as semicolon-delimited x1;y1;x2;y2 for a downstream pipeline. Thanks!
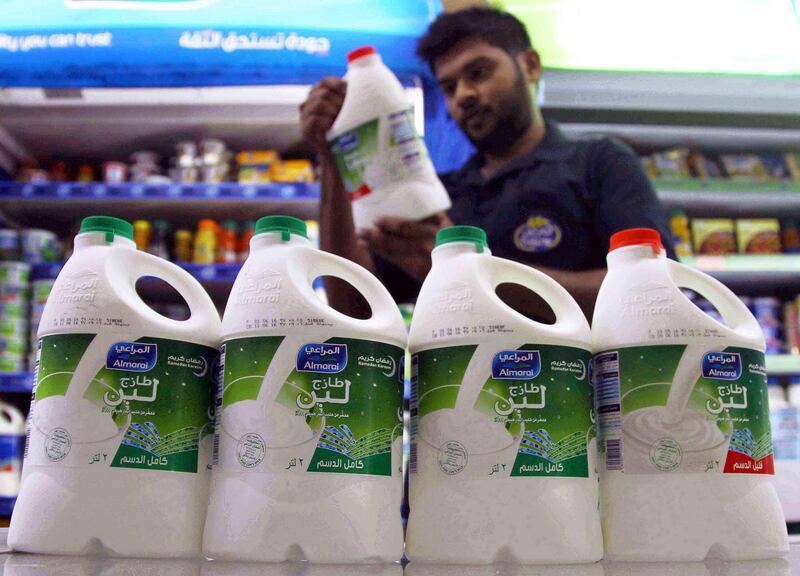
459;70;533;157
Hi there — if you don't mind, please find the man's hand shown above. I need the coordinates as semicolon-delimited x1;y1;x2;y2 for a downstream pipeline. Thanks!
359;212;453;282
299;78;347;154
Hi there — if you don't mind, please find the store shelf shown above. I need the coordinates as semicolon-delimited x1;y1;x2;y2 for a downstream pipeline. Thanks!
656;179;800;218
0;182;320;231
0;373;32;394
682;255;800;294
767;355;800;376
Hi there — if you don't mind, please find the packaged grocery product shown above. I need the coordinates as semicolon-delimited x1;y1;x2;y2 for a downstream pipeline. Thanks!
688;152;723;179
753;297;783;355
786;153;800;181
719;155;769;181
148;220;170;261
20;230;59;265
269;160;315;183
133;220;152;252
328;46;450;230
215;220;238;264
736;219;781;254
203;216;406;562
691;219;737;255
780;220;800;254
102;162;127;184
8;216;221;557
173;229;194;263
760;155;790;180
237;222;254;263
236;150;279;184
0;230;19;262
650;149;691;180
593;227;788;561
193;220;217;265
406;226;601;564
669;210;693;258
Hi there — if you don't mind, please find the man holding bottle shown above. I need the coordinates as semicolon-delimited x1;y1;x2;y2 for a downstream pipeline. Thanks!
300;6;675;318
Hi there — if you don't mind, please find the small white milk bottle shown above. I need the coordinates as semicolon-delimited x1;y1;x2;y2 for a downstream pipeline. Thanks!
203;216;407;563
406;226;602;564
328;45;451;230
592;227;788;561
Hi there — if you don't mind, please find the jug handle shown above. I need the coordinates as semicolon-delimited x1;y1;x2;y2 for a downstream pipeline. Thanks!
666;259;761;339
487;258;590;337
300;250;404;333
111;250;221;339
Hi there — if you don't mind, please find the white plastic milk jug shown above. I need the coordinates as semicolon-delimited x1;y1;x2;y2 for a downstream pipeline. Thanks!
327;45;451;231
9;216;221;558
406;226;602;564
0;401;25;498
203;216;407;563
592;228;788;561
769;378;800;524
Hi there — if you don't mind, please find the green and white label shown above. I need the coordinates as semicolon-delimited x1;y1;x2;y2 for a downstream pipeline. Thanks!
411;344;594;479
216;336;404;476
595;345;773;475
26;334;218;473
329;108;430;202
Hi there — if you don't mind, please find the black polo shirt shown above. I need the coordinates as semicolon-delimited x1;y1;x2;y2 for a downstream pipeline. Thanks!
375;121;676;303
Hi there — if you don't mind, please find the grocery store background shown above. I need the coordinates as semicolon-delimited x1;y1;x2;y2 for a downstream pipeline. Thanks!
0;0;799;529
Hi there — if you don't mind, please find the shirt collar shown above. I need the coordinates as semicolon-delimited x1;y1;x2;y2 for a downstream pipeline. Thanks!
456;120;577;185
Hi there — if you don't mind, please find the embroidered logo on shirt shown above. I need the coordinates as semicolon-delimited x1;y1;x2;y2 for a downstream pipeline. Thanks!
514;215;562;253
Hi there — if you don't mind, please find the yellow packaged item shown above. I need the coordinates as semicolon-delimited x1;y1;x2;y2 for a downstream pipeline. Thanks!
736;219;782;254
270;159;315;183
691;219;737;255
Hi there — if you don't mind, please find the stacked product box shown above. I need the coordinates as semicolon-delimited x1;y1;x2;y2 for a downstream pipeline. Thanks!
0;262;30;373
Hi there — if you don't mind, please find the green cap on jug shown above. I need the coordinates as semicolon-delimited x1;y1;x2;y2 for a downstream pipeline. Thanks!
435;225;487;252
79;216;134;243
255;216;309;241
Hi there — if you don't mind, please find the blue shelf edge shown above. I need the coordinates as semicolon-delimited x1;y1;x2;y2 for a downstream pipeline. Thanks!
176;263;242;282
0;182;320;202
0;373;32;394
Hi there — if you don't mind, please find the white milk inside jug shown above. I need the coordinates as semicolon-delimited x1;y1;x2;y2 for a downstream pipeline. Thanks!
327;45;451;231
770;377;800;524
406;226;602;564
592;228;788;561
9;216;221;558
203;216;407;563
0;401;25;497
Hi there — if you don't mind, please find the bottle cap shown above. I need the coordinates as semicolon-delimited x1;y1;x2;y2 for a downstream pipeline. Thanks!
79;216;134;243
435;226;488;252
255;215;309;242
348;45;377;63
609;228;663;255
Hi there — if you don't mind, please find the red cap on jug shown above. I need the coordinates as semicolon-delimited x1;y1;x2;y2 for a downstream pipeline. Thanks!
348;46;377;62
609;228;663;255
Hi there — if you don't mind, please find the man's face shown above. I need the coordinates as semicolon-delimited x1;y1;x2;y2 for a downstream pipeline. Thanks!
434;38;538;156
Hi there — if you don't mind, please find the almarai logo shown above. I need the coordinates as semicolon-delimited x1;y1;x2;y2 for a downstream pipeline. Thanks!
106;342;157;372
492;350;541;380
702;352;742;381
297;343;348;374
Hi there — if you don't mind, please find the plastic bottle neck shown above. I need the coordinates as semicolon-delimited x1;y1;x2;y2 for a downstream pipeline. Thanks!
74;232;136;251
250;232;311;251
607;244;667;268
432;241;490;265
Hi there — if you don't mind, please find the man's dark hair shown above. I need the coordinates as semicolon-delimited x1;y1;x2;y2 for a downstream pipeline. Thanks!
416;7;533;73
